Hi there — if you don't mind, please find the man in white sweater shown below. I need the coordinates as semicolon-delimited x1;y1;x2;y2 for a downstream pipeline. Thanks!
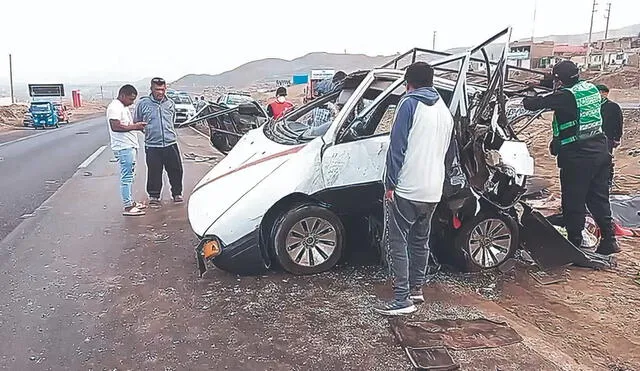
375;62;454;316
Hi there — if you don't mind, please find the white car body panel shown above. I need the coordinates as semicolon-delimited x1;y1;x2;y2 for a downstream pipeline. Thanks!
321;136;389;188
188;126;326;241
498;141;535;176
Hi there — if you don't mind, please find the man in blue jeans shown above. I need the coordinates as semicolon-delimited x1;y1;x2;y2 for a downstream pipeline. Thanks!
107;85;148;216
375;62;454;316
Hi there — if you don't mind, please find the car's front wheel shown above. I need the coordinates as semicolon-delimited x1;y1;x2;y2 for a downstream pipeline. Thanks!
273;204;345;275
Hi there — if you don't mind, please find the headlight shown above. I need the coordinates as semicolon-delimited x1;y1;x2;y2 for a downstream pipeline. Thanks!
200;237;222;259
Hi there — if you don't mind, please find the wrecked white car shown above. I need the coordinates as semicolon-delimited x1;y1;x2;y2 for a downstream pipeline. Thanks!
188;28;615;276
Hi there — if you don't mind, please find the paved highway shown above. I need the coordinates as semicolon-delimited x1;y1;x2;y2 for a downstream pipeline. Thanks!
0;118;108;240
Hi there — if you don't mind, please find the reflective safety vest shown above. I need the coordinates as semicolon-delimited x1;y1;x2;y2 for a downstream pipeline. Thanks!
552;80;603;147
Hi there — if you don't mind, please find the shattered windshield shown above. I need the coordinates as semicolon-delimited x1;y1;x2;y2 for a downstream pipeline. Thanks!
263;90;343;145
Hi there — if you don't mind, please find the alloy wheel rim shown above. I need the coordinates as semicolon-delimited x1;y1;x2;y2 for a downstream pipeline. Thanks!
285;217;337;267
469;218;512;268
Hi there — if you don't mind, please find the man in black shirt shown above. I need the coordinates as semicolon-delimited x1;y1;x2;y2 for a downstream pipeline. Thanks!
596;84;624;187
523;60;620;255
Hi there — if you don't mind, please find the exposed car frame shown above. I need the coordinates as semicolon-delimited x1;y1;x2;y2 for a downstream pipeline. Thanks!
188;28;615;277
181;99;269;155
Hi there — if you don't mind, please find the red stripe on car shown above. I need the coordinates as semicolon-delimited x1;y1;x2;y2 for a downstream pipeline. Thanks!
193;145;306;192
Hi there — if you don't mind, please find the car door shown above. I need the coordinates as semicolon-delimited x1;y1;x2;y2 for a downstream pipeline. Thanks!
320;71;405;189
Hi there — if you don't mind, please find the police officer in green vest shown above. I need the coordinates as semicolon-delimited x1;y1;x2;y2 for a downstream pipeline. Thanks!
523;60;620;255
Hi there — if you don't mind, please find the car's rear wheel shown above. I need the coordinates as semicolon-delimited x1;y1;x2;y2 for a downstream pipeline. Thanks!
455;212;518;271
273;204;345;275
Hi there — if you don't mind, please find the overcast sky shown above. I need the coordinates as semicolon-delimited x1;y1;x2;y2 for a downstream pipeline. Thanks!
0;0;638;84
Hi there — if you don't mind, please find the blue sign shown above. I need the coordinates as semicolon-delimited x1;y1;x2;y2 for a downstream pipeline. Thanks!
292;74;308;85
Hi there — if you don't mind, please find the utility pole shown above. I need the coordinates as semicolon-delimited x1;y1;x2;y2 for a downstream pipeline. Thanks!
585;0;598;69
432;31;437;49
100;85;104;100
9;54;15;104
601;2;612;72
531;0;538;44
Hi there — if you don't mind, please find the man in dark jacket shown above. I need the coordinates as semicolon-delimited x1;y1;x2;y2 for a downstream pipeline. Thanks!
596;84;624;187
523;61;619;255
134;77;184;207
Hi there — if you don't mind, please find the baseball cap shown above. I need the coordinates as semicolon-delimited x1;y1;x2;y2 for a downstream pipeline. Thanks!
552;60;579;83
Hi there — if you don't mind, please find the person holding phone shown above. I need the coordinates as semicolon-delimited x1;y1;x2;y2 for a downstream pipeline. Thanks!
107;84;148;216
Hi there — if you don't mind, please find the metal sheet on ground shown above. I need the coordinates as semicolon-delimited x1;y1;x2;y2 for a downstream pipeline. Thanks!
519;204;615;270
390;318;523;351
405;347;459;370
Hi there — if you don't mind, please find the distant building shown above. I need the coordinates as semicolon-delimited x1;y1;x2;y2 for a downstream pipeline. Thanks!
590;36;640;51
585;36;640;69
550;44;588;68
505;35;640;71
508;41;555;69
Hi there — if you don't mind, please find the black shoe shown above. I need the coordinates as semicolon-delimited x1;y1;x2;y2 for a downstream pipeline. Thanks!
373;299;416;316
409;287;424;304
595;238;621;255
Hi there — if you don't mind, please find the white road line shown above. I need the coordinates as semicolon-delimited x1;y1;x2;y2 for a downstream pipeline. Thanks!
78;145;107;169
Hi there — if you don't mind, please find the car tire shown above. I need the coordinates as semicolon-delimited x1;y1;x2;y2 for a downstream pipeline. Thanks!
209;125;232;155
273;204;345;275
454;211;518;272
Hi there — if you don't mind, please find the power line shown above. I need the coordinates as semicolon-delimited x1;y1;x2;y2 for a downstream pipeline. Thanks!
531;0;538;44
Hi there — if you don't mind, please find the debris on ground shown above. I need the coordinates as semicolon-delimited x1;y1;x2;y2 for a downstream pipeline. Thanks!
390;318;523;370
183;152;218;163
529;268;569;285
390;318;523;350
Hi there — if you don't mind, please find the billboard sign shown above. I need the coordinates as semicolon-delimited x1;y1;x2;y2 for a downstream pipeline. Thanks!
507;51;530;60
275;79;292;87
28;84;65;97
310;69;335;80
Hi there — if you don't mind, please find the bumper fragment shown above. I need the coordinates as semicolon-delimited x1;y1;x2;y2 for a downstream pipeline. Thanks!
195;229;269;276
